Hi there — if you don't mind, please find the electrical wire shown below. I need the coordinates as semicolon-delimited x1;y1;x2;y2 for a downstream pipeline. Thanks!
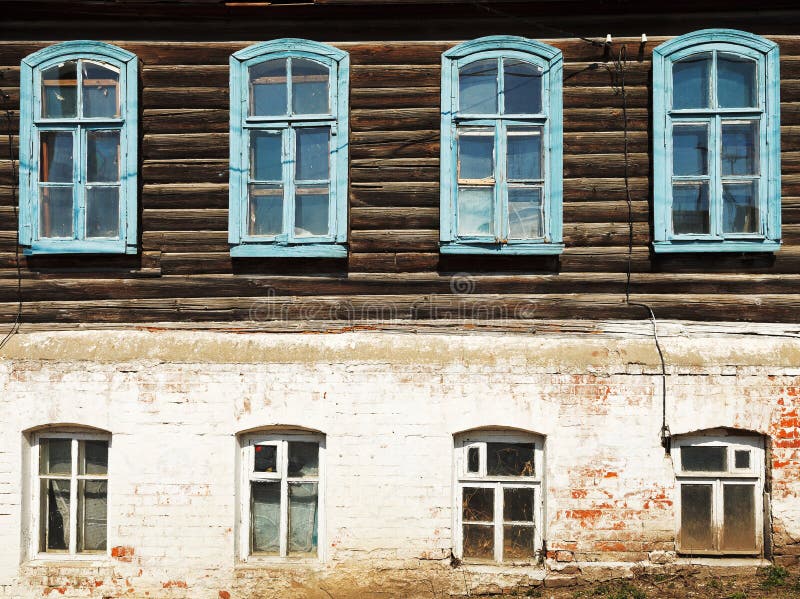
0;88;22;350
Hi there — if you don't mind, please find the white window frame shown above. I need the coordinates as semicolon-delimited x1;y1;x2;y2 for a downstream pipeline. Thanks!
454;430;544;564
239;431;325;562
30;430;110;561
673;433;765;556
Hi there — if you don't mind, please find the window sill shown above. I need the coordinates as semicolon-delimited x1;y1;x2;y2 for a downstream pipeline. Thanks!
457;561;546;576
25;555;111;566
236;557;324;571
674;556;769;567
440;242;564;256
230;244;347;258
24;241;136;255
653;240;780;253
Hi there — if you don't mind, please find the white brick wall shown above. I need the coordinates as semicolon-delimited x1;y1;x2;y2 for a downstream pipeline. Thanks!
0;326;797;598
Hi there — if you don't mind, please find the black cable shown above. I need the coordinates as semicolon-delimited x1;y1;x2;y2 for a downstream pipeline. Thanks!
0;88;22;350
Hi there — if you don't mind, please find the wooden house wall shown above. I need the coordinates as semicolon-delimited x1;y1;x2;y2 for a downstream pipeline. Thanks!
0;2;799;323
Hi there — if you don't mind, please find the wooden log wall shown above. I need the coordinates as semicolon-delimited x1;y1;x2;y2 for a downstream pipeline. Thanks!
0;2;799;323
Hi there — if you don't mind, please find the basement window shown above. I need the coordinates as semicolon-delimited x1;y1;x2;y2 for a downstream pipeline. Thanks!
673;433;765;555
32;432;109;557
240;432;324;560
454;430;543;563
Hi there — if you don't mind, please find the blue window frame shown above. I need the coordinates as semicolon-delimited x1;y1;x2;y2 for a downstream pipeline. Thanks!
19;41;138;255
229;39;349;258
440;36;563;255
653;29;781;253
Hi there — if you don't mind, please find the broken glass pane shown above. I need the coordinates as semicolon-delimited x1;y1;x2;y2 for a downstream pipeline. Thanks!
40;438;71;475
504;59;542;115
250;59;287;117
467;447;480;473
254;444;277;473
503;487;535;522
287;442;319;477
82;60;120;118
251;481;280;554
463;524;494;559
462;486;493;522
78;480;107;552
459;59;498;114
672;53;711;109
680;484;713;551
487;443;535;477
79;440;108;475
503;525;535;560
288;482;318;555
42;479;70;551
681;446;726;471
722;484;756;551
42;61;78;118
292;59;329;115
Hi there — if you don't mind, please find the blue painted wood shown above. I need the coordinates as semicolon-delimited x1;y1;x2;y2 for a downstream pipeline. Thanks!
652;29;780;253
229;39;349;258
19;41;138;255
440;35;563;255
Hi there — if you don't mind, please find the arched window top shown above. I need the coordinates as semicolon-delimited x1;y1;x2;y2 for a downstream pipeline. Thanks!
653;28;778;58
19;41;138;255
440;36;563;256
229;39;349;258
22;40;137;69
652;29;781;253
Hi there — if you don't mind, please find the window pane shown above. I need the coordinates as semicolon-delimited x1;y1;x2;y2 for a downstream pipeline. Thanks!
457;187;493;237
87;130;120;183
487;442;535;477
40;438;71;475
722;484;756;551
295;185;329;237
292;58;329;115
680;484;713;551
681;445;726;471
723;182;758;234
254;444;277;473
42;479;70;551
251;481;280;554
463;524;494;559
508;187;543;239
79;440;108;475
458;131;494;181
82;61;120;118
287;441;319;477
503;487;534;521
86;187;120;238
507;128;542;181
462;487;493;522
459;59;498;114
467;447;480;473
503;59;542;115
721;122;758;176
718;54;757;109
672;183;709;235
78;480;107;552
673;124;708;176
503;525;535;560
40;131;73;183
735;450;751;469
296;127;330;181
251;131;282;181
248;184;283;236
42;61;77;118
250;59;287;117
673;54;711;109
40;186;74;238
288;482;318;555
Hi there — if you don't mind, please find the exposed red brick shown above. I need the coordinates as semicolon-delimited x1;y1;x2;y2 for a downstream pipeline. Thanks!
111;545;135;562
162;581;188;589
219;592;231;599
